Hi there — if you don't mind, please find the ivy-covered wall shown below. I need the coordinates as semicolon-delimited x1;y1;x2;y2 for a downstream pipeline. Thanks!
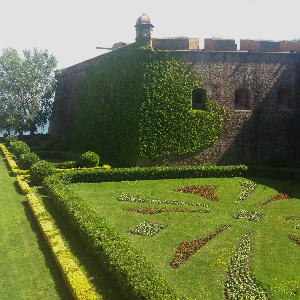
64;45;225;166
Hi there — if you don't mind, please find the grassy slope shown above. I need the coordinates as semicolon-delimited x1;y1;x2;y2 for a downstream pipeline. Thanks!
0;156;72;300
69;177;300;300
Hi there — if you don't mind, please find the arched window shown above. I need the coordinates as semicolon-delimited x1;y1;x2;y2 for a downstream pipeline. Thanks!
278;88;292;110
192;88;206;110
235;88;250;110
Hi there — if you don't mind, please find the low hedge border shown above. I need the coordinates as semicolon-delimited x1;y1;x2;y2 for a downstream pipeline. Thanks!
26;193;99;300
0;144;29;175
16;175;31;194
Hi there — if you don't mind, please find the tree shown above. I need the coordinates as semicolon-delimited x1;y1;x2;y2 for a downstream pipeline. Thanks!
0;47;58;138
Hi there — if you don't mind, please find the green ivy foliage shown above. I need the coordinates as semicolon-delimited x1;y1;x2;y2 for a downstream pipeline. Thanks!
67;45;226;165
140;56;225;158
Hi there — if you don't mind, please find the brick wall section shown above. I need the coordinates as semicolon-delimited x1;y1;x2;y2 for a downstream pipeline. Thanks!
240;40;260;51
280;41;300;52
152;38;199;50
204;39;216;50
260;41;280;52
204;39;237;51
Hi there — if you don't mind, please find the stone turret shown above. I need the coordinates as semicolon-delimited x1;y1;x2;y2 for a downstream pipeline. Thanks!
135;14;154;42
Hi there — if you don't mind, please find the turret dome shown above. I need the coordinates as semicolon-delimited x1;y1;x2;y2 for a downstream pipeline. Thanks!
136;14;151;25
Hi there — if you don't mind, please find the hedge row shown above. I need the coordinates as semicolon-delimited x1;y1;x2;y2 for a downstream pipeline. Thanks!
55;164;249;184
26;193;99;300
43;175;188;300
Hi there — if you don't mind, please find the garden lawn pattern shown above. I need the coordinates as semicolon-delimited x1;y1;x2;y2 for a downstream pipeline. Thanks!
69;177;300;300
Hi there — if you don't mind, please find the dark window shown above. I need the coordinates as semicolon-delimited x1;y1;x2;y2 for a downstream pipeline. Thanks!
235;88;250;110
278;88;292;110
192;88;207;110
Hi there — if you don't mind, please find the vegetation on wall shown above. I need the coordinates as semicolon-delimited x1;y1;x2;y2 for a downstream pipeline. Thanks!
67;44;226;166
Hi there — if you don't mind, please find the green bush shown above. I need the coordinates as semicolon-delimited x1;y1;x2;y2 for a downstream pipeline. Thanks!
35;150;81;161
29;160;56;185
79;151;100;168
265;154;288;168
4;135;18;146
53;161;79;169
19;153;40;170
10;141;30;158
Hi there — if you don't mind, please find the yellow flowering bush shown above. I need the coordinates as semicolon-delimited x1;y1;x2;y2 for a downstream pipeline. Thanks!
56;165;111;173
26;193;99;300
16;175;31;194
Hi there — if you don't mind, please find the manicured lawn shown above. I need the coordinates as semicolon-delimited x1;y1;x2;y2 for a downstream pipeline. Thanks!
0;156;72;300
69;177;300;300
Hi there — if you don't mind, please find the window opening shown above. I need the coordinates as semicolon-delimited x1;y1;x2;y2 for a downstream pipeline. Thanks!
235;88;250;110
278;88;292;110
192;88;207;110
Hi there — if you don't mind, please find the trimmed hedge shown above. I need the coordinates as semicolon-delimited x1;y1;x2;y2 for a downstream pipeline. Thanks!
19;153;40;170
55;165;248;184
4;135;18;146
10;141;30;158
30;160;57;185
79;151;100;168
35;150;81;161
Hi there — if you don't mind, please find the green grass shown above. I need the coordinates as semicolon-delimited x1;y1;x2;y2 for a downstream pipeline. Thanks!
69;177;300;300
0;156;72;300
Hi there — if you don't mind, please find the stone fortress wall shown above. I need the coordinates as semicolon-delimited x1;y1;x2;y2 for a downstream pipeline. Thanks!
49;20;300;166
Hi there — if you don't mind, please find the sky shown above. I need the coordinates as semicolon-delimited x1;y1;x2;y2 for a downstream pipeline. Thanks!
1;0;299;70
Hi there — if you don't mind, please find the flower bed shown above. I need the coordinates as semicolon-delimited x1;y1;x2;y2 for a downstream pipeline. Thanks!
224;231;268;300
130;221;166;236
173;185;219;202
118;193;209;207
235;181;257;203
290;237;300;246
232;209;265;222
123;207;209;214
259;192;291;207
170;224;229;268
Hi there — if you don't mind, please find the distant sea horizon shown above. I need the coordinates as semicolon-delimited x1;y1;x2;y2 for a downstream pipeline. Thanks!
1;122;49;138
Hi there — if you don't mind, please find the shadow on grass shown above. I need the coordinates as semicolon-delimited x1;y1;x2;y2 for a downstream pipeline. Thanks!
34;187;125;300
243;175;300;199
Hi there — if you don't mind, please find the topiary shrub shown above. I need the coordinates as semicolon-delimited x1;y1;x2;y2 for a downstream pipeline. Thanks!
79;151;100;168
5;135;18;146
19;153;40;170
265;154;288;168
29;160;56;185
10;141;30;158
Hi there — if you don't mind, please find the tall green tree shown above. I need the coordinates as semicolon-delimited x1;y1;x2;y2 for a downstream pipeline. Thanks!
0;47;58;137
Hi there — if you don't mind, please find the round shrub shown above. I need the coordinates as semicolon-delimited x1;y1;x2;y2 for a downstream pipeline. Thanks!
11;141;30;158
79;151;100;168
5;135;18;146
29;160;56;185
19;153;40;170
